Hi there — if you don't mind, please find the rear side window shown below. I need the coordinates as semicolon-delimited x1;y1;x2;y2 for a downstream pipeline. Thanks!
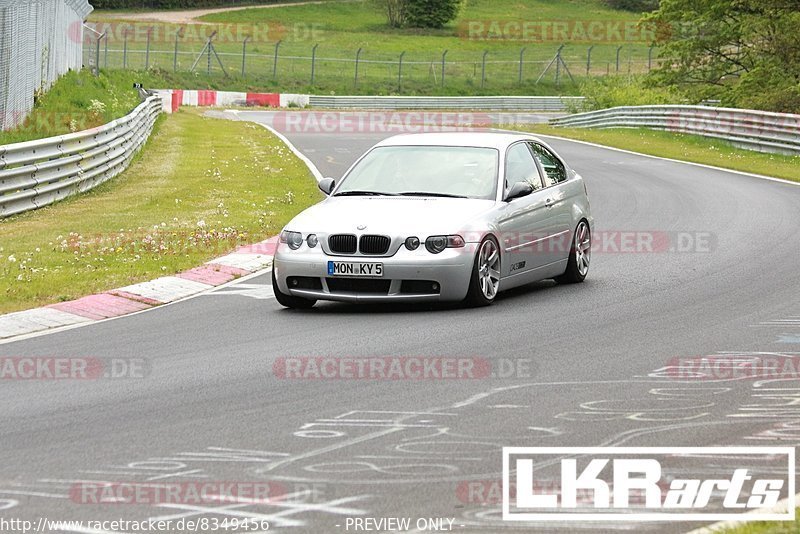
529;142;567;186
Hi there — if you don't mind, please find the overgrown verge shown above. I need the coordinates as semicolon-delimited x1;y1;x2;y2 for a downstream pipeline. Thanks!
0;110;321;314
0;70;166;145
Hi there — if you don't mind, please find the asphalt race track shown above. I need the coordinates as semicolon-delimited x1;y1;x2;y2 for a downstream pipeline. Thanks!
1;110;799;533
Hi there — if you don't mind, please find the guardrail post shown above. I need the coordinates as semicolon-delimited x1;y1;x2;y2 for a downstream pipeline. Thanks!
273;40;282;79
518;47;526;84
441;50;448;87
586;44;595;76
354;47;363;89
145;27;152;70
241;35;250;77
310;43;319;85
648;45;655;71
104;34;108;68
615;45;623;73
481;50;488;89
398;51;406;92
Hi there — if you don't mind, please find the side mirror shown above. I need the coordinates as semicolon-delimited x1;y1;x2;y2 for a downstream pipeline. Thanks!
504;181;533;201
318;177;335;195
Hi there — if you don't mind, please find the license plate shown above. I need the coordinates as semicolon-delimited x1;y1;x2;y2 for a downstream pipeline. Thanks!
327;261;383;277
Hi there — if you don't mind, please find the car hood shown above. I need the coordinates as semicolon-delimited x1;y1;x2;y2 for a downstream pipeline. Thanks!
286;196;496;238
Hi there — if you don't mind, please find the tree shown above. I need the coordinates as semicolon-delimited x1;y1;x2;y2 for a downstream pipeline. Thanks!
646;0;800;112
374;0;409;28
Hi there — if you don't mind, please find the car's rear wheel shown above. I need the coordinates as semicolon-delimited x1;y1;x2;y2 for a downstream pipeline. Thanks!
272;269;316;309
556;219;591;284
466;236;501;307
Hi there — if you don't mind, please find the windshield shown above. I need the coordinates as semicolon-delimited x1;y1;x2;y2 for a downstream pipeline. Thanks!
335;145;499;200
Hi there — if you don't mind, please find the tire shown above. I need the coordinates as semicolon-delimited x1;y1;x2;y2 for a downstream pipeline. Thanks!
556;219;591;284
272;269;316;309
465;236;501;307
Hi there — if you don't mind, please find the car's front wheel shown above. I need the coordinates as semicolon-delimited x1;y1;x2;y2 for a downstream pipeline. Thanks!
556;219;591;284
465;236;501;307
272;269;316;309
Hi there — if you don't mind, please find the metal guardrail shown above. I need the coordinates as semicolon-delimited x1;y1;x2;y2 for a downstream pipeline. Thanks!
550;105;800;156
308;95;586;111
0;96;162;218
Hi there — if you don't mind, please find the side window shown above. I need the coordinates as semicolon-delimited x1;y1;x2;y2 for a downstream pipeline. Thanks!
529;143;567;187
505;143;544;191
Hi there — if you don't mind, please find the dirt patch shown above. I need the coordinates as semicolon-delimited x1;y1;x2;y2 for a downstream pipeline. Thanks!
92;1;327;25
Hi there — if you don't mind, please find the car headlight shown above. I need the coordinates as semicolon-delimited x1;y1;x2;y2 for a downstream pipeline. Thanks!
280;230;304;250
425;235;465;254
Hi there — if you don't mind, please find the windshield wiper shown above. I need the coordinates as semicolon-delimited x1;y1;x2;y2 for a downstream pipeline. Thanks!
334;190;398;197
398;191;469;199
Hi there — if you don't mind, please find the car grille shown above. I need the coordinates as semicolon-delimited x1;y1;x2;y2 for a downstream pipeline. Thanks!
328;234;357;254
359;234;390;255
326;278;391;294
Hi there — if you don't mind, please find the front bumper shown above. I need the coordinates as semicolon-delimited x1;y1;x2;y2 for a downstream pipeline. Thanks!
273;243;476;303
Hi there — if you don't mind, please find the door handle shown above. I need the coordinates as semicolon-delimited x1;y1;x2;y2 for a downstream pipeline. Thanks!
545;198;555;208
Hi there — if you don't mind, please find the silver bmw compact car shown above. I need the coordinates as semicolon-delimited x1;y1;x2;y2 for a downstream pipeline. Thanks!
272;132;592;308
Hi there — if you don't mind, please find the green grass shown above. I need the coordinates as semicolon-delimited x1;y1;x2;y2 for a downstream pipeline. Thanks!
0;70;155;145
87;0;657;96
713;514;800;533
0;110;321;314
513;125;800;183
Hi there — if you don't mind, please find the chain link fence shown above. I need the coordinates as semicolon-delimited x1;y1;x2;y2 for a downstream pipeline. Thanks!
0;0;93;131
82;21;662;92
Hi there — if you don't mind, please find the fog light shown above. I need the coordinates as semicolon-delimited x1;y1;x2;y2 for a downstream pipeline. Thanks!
405;236;420;250
307;234;318;247
432;282;439;291
291;279;299;286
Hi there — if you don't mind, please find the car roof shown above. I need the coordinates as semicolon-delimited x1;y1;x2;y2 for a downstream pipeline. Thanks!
373;131;544;151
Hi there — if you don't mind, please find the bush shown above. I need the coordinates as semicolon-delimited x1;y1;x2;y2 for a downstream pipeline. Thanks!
580;75;682;110
373;0;462;29
405;0;462;28
603;0;659;11
726;66;800;114
372;0;409;27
